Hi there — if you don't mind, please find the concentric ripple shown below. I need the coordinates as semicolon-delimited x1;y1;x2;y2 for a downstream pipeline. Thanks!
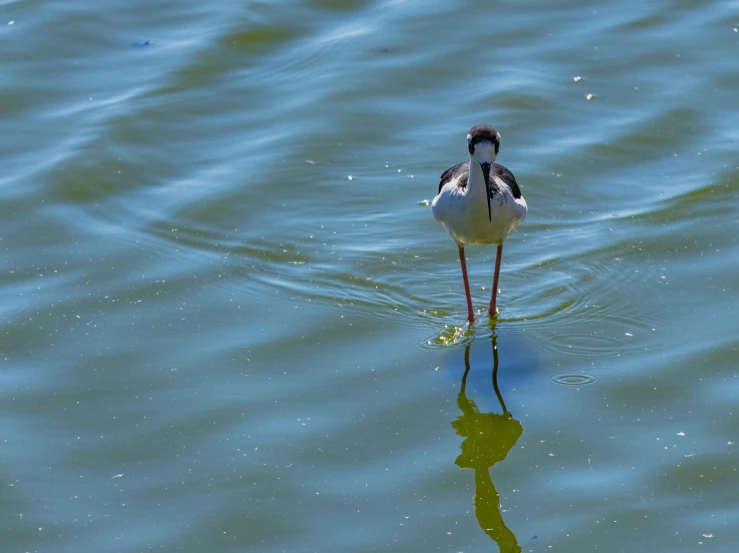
548;373;601;386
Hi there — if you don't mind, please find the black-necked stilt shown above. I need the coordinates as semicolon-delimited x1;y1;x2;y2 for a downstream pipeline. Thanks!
432;124;527;323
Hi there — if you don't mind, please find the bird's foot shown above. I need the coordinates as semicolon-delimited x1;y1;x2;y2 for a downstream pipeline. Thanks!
488;306;499;318
466;314;476;324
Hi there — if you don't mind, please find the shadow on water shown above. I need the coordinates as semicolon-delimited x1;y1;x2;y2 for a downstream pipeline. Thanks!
452;336;523;553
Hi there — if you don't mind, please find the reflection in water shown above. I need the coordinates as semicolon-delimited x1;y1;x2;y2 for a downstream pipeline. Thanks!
452;337;523;553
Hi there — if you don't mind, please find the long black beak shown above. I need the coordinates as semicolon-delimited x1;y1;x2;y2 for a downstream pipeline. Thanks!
480;162;492;221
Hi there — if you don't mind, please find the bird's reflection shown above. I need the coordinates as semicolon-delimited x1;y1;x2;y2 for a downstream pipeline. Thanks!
452;336;523;553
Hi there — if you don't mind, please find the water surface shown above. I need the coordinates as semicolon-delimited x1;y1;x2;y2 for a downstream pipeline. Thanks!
2;0;739;551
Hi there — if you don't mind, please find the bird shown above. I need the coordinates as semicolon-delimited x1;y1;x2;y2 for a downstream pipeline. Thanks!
431;124;527;323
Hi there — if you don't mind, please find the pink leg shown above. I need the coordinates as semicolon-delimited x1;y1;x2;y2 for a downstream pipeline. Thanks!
488;243;503;317
458;246;475;323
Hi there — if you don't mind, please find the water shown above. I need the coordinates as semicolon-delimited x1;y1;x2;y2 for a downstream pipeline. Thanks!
2;0;738;551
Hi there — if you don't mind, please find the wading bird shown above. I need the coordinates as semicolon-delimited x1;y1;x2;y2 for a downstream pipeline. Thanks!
431;124;527;322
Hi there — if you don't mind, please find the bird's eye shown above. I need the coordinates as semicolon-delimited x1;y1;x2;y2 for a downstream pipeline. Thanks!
468;142;474;155
495;142;499;154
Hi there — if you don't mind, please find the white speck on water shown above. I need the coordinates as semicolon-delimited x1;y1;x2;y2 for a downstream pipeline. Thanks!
112;474;124;478
8;20;15;25
586;93;595;100
677;432;685;436
347;175;353;180
419;199;430;206
702;534;713;538
573;76;582;81
305;160;316;165
625;332;633;337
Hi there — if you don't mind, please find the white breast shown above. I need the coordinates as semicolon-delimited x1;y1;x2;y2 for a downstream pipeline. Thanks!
432;176;527;246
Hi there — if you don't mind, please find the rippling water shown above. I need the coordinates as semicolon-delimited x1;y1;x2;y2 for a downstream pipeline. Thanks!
2;0;739;551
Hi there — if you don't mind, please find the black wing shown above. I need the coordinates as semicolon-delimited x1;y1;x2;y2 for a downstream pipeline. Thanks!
438;161;469;194
493;163;522;199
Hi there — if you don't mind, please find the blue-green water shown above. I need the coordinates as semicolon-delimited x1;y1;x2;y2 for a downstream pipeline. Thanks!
2;1;739;551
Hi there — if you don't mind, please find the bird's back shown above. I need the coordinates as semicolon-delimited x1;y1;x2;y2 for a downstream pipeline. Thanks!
438;161;470;194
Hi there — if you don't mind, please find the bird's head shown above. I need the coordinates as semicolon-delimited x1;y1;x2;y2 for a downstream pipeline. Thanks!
467;124;500;221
